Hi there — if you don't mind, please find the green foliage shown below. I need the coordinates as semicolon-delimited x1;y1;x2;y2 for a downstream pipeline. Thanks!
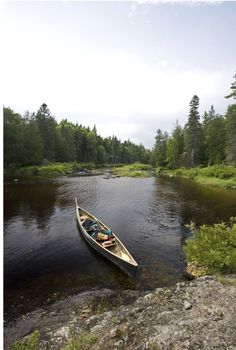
4;105;151;169
184;95;204;167
22;115;43;165
168;165;236;178
184;218;236;276
216;275;236;286
148;342;161;350
152;129;168;167
13;330;40;350
153;74;236;170
166;165;236;189
203;111;226;165
35;103;57;161
16;162;84;176
225;104;236;164
4;107;25;165
166;123;185;169
61;332;97;350
225;72;236;100
113;162;153;177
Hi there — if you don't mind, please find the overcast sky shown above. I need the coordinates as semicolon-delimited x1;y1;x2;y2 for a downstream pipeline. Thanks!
3;1;236;148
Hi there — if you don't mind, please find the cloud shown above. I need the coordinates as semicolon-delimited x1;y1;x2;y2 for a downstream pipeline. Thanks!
137;0;223;5
128;4;137;18
4;45;230;149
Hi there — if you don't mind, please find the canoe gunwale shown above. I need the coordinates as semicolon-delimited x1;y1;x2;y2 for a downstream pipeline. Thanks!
75;198;138;271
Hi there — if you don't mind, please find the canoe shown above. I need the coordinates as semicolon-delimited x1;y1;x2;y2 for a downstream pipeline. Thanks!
75;197;138;276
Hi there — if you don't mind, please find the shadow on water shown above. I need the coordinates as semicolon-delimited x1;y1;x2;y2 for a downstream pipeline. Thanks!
4;174;236;321
4;177;58;230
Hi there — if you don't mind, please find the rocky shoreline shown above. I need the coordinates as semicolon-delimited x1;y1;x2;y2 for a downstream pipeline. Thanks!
4;276;236;349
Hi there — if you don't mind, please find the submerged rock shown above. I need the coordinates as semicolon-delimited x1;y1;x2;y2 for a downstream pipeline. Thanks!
4;276;236;349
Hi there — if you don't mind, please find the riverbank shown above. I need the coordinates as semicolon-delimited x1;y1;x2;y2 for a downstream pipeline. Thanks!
5;275;236;350
5;162;153;178
163;165;236;189
113;163;153;177
5;162;98;177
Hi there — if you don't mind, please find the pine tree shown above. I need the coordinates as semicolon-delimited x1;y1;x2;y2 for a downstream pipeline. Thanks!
166;122;184;168
225;73;236;100
152;129;168;167
184;95;204;167
4;107;25;166
35;104;57;161
22;112;43;165
225;105;236;164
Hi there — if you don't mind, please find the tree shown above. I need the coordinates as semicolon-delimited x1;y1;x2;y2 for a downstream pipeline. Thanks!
225;73;236;100
205;115;226;165
184;95;204;167
57;119;76;162
152;129;168;167
35;103;57;161
22;112;43;165
4;105;152;168
203;105;216;127
97;145;107;164
166;122;184;169
4;107;25;166
225;104;236;164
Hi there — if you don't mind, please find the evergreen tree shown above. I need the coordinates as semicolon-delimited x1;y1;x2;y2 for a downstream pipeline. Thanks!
22;112;43;165
54;127;70;162
205;115;226;165
35;103;57;161
225;73;236;100
225;104;236;164
4;107;25;166
152;129;168;167
184;95;204;167
97;145;107;164
203;105;216;127
166;122;184;169
58;119;76;162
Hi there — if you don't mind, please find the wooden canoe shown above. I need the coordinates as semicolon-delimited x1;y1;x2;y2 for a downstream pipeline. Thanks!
75;197;138;276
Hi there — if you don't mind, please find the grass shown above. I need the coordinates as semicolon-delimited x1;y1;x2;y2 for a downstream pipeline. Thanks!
113;162;153;177
79;294;126;318
184;218;236;277
13;330;40;350
12;162;97;177
216;275;236;286
165;165;236;189
61;332;98;350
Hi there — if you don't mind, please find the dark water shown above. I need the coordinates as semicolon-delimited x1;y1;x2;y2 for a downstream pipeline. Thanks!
4;174;236;320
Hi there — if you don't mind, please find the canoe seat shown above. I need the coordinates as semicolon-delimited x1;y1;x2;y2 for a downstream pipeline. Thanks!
81;215;88;224
101;240;116;248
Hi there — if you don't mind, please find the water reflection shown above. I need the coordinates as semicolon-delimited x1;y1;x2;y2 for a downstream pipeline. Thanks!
158;176;236;225
4;178;58;230
4;174;236;321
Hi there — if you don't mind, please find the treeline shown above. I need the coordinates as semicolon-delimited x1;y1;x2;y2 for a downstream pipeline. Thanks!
152;74;236;168
4;104;151;167
4;74;236;169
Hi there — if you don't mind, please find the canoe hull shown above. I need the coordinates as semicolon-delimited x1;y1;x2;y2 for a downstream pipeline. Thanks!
75;199;138;277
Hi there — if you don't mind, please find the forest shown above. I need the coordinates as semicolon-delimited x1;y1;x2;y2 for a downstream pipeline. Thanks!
4;74;236;169
152;73;236;169
4;105;151;167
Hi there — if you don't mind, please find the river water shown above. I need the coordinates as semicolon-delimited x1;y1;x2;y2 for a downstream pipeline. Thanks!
4;174;236;320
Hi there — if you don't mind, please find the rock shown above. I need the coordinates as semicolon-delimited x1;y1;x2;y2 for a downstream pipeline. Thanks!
4;276;236;350
184;301;192;310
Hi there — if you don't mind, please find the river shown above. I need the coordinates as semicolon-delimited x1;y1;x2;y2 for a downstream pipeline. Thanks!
4;174;236;321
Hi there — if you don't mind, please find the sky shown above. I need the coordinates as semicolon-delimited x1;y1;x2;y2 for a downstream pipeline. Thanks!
3;0;236;148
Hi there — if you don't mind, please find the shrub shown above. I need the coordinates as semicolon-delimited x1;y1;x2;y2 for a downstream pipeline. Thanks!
13;330;40;350
61;332;98;350
113;162;152;177
184;218;236;276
